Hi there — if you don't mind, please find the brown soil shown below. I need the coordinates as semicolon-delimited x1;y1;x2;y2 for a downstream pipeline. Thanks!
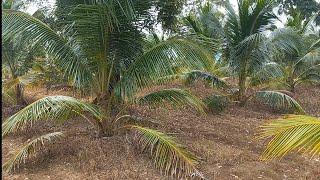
2;84;320;180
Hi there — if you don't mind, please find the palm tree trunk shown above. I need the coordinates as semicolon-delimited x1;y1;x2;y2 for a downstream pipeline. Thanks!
287;65;295;92
287;77;295;93
15;83;27;105
290;84;295;93
95;92;115;137
238;66;247;106
46;83;51;95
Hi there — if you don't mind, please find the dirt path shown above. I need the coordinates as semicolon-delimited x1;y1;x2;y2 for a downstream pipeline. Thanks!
2;85;320;179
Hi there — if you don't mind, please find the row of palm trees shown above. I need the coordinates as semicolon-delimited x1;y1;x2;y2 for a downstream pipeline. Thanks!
2;0;320;178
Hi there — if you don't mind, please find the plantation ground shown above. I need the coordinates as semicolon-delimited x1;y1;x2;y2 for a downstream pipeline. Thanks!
2;83;320;180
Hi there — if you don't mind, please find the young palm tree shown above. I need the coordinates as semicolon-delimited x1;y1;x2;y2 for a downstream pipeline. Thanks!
2;0;47;105
266;13;320;92
183;2;225;61
2;34;44;105
2;0;214;178
258;115;320;160
182;1;306;113
222;0;278;104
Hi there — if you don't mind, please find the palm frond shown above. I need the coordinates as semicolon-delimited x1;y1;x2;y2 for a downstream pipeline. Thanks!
126;125;202;178
183;4;224;54
184;14;203;35
254;91;305;114
224;0;242;46
225;0;276;46
295;48;320;69
2;96;103;136
3;74;40;90
301;11;320;35
233;32;267;58
295;64;320;84
2;10;92;88
258;115;320;160
230;32;268;72
3;132;64;173
2;87;16;105
138;88;206;114
249;62;284;86
299;73;320;85
65;3;126;58
116;38;214;99
271;28;302;54
183;70;228;89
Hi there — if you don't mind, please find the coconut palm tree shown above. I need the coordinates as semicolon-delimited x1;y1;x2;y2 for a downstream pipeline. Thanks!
220;0;278;104
2;0;48;105
2;0;215;178
181;1;306;113
2;32;44;105
258;115;320;160
265;12;320;92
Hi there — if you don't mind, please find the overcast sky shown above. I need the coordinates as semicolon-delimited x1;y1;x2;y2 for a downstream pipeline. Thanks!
25;0;320;29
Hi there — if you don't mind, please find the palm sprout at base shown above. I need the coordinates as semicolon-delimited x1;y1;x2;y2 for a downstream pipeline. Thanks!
258;115;320;160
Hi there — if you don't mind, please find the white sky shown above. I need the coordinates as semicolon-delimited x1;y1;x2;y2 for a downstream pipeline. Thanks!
25;0;319;30
25;0;55;14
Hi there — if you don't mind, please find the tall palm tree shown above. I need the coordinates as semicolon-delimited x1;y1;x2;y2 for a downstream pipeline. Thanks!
2;0;214;178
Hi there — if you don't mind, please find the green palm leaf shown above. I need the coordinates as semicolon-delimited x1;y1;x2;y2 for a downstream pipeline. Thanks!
231;32;268;72
254;91;305;114
296;48;320;69
116;38;214;99
126;125;202;178
269;28;302;57
301;11;320;35
2;87;16;105
299;73;320;85
258;115;320;160
2;10;92;88
3;131;64;173
225;0;275;46
3;73;40;90
138;88;206;114
249;62;284;86
2;96;103;137
183;3;224;54
183;70;228;89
